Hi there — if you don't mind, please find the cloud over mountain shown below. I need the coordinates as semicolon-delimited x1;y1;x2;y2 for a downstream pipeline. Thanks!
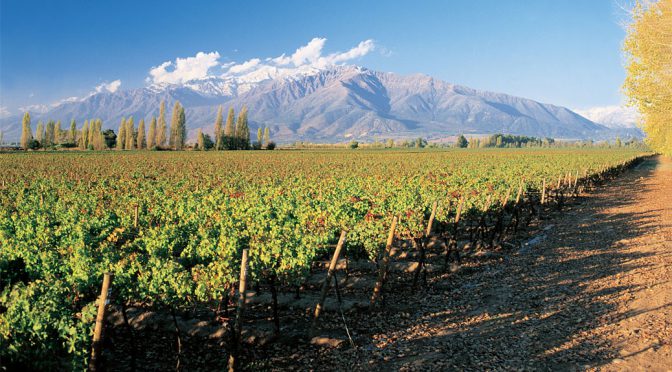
146;38;376;87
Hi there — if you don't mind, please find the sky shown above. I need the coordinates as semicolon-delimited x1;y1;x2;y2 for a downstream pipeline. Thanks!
0;0;633;117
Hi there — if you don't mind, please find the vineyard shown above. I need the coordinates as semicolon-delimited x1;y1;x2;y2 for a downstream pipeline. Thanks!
0;148;649;370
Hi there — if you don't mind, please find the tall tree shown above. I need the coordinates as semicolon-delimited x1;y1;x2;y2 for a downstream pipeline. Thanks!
80;121;89;149
456;134;469;148
117;118;126;150
235;106;250;150
54;121;62;145
20;113;33;150
45;121;55;148
263;127;270;148
257;127;263;148
0;130;3;146
624;0;672;155
36;121;45;147
224;107;235;150
214;105;223;150
137;119;146;149
87;119;95;148
157;100;167;147
125;117;135;150
197;128;205;150
69;119;77;143
170;101;186;150
147;116;157;149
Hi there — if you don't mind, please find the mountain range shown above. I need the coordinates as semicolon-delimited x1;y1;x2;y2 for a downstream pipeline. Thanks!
0;65;642;143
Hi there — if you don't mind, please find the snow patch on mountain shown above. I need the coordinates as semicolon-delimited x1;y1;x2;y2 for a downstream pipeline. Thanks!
574;105;640;129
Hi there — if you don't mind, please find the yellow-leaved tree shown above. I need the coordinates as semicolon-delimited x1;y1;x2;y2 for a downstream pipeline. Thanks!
623;0;672;156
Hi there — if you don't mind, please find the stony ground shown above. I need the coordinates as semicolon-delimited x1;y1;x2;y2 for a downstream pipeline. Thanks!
251;156;671;371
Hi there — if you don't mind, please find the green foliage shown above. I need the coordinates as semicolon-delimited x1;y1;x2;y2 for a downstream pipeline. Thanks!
103;129;117;149
456;134;468;148
0;148;647;367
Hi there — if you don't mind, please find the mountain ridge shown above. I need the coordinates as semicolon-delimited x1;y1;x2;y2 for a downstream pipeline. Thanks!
0;65;642;142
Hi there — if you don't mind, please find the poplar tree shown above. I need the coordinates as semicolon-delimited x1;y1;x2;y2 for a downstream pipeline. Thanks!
147;117;156;149
20;113;33;150
214;105;223;150
54;121;62;145
257;127;263;149
157;100;167;147
137;119;146;149
235;106;250;150
125;117;135;150
80;121;89;149
69;120;77;143
263;127;270;148
117;118;126;150
95;120;105;150
36;121;45;147
224;107;235;150
170;101;186;150
0;131;3;146
87;120;96;148
45;121;55;148
197;128;205;150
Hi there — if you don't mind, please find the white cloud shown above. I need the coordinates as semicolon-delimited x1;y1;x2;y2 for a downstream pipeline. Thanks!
94;79;122;93
228;58;261;74
149;52;221;84
574;105;640;129
147;38;375;85
0;106;11;118
290;37;327;66
19;104;51;114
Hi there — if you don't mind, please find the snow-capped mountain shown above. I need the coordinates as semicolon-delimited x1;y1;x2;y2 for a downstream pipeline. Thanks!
0;66;642;142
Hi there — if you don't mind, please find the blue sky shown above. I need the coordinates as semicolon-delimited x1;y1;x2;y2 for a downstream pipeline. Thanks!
0;0;631;116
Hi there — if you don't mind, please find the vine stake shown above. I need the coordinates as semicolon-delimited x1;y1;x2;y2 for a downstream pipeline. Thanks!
89;273;113;372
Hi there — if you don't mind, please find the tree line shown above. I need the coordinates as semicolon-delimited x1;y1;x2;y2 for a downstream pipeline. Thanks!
17;101;274;151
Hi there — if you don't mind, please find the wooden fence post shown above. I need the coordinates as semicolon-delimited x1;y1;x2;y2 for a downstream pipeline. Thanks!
310;230;347;337
413;201;437;288
370;216;398;308
89;273;113;372
228;249;250;372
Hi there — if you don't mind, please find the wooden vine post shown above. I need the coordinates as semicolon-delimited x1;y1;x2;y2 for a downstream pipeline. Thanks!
370;216;398;308
89;273;114;372
515;179;525;204
133;204;139;228
310;230;347;337
228;249;250;372
444;197;464;267
413;201;437;288
540;178;547;205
